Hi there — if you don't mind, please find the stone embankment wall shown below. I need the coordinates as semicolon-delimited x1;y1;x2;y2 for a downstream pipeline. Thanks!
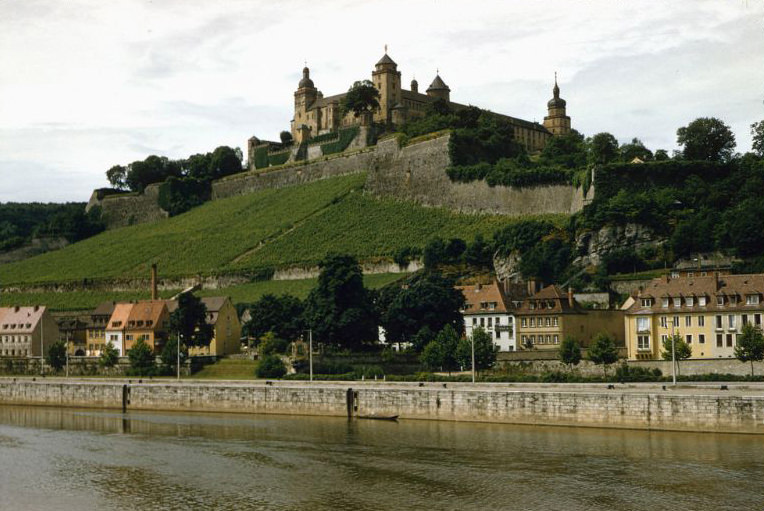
87;184;169;229
1;380;763;433
365;135;588;215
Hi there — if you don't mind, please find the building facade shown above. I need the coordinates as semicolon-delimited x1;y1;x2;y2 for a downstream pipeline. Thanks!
0;306;59;358
168;297;241;357
288;52;569;151
516;285;624;351
624;273;764;360
458;283;517;352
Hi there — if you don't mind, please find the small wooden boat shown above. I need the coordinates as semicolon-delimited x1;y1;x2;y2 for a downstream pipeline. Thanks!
357;413;399;421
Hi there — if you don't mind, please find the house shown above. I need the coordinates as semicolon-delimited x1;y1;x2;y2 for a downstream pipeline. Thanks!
56;316;89;356
624;273;764;360
167;297;241;356
105;302;133;356
515;285;624;350
124;300;170;355
0;305;59;358
457;282;517;351
85;301;116;356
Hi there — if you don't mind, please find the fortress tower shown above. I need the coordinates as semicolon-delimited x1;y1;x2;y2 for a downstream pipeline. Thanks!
371;53;402;124
543;74;571;136
293;67;318;142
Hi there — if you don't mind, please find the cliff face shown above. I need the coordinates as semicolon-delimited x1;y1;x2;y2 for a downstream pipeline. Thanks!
87;184;169;229
573;223;665;267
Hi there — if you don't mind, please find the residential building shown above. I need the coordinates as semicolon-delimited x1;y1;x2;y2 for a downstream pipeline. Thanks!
124;300;170;354
624;273;764;360
457;282;517;351
516;285;624;351
86;301;116;356
0;305;59;357
56;315;89;356
105;303;133;356
167;297;241;356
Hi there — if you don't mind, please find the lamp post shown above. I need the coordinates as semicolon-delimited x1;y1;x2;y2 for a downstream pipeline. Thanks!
65;331;69;378
309;329;313;383
471;333;476;384
671;324;677;386
177;332;181;380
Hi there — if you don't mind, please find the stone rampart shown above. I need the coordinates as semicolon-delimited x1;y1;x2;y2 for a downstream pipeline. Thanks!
90;184;169;229
1;380;763;433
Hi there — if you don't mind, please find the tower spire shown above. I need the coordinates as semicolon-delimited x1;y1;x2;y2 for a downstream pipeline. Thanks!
553;71;560;98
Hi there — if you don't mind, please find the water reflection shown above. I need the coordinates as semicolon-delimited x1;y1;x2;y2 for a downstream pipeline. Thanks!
0;405;762;511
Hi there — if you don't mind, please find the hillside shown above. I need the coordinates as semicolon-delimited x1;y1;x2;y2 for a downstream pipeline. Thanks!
0;173;552;288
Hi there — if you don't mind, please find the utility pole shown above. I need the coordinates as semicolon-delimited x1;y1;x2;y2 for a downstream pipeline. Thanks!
309;329;313;382
65;331;69;378
471;334;476;384
671;323;677;386
40;317;44;376
177;332;181;380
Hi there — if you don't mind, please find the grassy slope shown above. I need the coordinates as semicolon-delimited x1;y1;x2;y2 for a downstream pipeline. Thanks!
0;273;406;311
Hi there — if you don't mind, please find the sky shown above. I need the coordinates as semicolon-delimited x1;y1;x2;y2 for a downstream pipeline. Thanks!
1;0;762;202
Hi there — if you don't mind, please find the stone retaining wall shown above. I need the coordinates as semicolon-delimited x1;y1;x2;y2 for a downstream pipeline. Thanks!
1;380;762;433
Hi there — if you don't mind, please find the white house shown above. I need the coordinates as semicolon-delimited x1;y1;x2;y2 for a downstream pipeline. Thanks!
457;283;516;351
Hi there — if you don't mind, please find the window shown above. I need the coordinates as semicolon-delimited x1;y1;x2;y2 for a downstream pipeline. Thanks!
756;314;762;326
487;317;493;328
699;334;705;344
726;334;733;347
699;296;707;306
637;317;649;333
125;335;133;341
728;315;736;329
685;316;692;327
742;315;749;326
698;316;705;327
661;334;668;344
746;294;760;305
495;317;501;325
715;315;723;329
661;298;669;308
686;297;694;307
673;316;680;327
637;335;650;350
480;318;485;327
529;318;535;327
545;335;551;343
717;296;724;306
671;271;679;279
660;316;668;328
553;335;559;344
552;317;558;327
673;297;681;307
545;318;551;327
686;334;693;344
472;318;477;325
730;295;738;305
716;334;723;347
641;298;653;307
495;331;501;339
521;318;527;327
687;272;694;278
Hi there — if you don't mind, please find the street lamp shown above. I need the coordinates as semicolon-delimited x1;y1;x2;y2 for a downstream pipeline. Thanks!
177;332;182;380
471;333;476;384
671;323;677;386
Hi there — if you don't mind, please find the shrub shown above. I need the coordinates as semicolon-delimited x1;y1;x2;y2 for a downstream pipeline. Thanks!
321;127;359;155
256;354;287;378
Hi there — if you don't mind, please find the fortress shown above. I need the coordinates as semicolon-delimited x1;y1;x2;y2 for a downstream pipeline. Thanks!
248;51;572;168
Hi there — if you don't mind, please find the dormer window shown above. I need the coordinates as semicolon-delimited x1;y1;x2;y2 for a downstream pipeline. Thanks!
746;294;760;305
661;298;669;308
673;297;681;307
641;298;653;307
147;320;153;327
686;297;694;307
547;301;555;309
699;296;707;306
717;296;725;306
730;295;738;305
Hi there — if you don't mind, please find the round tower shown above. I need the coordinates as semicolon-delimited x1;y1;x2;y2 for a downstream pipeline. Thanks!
426;73;450;102
543;73;571;136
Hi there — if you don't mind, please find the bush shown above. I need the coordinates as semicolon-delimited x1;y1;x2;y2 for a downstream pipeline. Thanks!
321;127;359;155
614;362;662;382
255;354;287;378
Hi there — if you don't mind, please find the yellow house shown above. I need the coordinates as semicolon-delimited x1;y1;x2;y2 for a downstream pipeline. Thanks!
124;300;170;354
624;273;764;360
85;301;115;356
167;297;241;357
516;285;624;350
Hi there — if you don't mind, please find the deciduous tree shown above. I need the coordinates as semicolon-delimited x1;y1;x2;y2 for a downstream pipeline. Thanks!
170;293;213;348
99;341;119;368
587;332;619;377
676;117;736;162
661;334;692;375
558;336;582;370
128;338;155;376
734;323;764;377
46;341;67;372
751;120;764;157
455;327;496;372
342;80;380;118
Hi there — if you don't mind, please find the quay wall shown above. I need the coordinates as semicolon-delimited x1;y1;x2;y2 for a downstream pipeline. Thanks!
1;380;763;433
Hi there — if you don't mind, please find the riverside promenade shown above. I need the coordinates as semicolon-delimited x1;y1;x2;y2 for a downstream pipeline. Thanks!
1;378;763;434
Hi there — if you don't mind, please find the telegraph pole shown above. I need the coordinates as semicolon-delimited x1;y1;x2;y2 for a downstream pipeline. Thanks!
309;329;313;382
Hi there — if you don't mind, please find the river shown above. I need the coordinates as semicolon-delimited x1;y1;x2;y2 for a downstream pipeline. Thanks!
0;405;761;510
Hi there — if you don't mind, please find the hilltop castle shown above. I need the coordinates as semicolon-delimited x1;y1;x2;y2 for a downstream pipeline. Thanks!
290;51;571;152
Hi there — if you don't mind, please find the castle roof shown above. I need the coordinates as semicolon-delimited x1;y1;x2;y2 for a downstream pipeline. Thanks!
376;53;397;67
547;76;566;108
427;74;450;91
298;66;315;89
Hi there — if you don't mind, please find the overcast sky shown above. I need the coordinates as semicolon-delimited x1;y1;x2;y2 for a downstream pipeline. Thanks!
1;0;762;202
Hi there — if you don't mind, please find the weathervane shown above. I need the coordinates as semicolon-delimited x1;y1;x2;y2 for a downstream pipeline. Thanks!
384;44;388;53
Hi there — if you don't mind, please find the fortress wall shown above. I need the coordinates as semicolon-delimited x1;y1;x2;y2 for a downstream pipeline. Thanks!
1;380;763;433
211;149;375;200
365;134;585;216
96;184;169;229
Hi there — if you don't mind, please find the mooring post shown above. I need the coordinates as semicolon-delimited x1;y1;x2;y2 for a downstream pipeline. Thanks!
346;387;354;418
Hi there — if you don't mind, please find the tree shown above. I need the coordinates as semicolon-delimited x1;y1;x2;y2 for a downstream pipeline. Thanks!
751;120;764;157
587;332;619;377
106;165;127;190
128;338;155;376
160;336;188;375
654;149;670;161
380;272;465;351
420;324;460;372
558;336;582;370
280;130;294;146
256;354;287;378
455;327;496;372
99;341;119;368
341;80;380;118
734;323;764;377
540;130;587;169
125;155;182;193
243;294;304;342
303;254;377;349
676;117;736;162
588;132;619;164
208;146;242;180
619;137;653;162
170;293;213;349
464;234;493;268
46;341;67;372
661;334;692;375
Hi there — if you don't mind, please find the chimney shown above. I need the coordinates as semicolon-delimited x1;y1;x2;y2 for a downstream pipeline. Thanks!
34;305;39;312
714;271;720;291
568;286;575;308
151;263;158;301
527;279;536;296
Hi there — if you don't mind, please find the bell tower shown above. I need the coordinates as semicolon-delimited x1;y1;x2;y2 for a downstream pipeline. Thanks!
371;49;401;124
543;73;571;136
293;66;318;141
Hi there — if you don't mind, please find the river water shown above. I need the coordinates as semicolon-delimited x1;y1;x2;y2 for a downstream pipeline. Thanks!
0;406;761;511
